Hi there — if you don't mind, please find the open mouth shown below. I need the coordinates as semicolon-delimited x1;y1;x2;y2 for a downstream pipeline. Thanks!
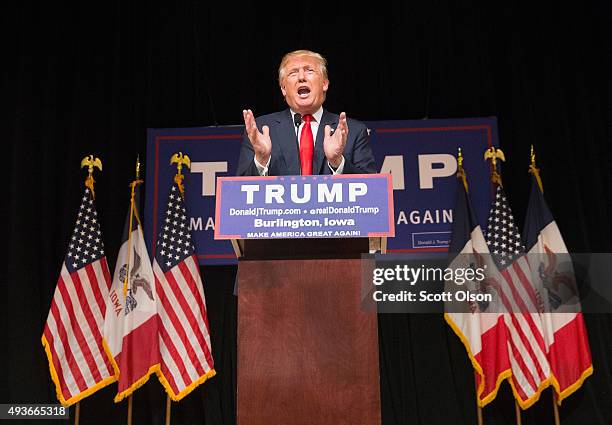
297;86;310;98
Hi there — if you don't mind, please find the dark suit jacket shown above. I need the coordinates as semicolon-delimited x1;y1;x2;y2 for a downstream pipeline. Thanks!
237;109;376;176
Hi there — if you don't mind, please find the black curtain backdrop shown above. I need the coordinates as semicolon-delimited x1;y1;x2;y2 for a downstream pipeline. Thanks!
5;1;612;424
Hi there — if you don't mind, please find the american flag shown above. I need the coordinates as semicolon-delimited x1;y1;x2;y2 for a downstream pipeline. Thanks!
153;183;215;400
485;186;551;408
42;187;116;406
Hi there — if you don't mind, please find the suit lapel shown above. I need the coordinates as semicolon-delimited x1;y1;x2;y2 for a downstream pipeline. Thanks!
313;110;337;174
274;109;301;175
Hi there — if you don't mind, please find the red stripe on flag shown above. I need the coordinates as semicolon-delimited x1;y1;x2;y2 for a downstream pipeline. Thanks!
177;261;214;368
512;260;539;309
155;271;204;383
160;270;207;376
159;363;181;395
184;256;212;335
50;298;88;393
500;269;548;355
506;334;536;399
488;273;544;377
498;278;548;383
511;265;549;356
158;320;190;393
507;312;547;384
78;265;114;377
64;273;103;382
84;262;107;321
100;257;112;290
493;281;548;385
500;269;530;314
497;267;550;398
44;325;72;400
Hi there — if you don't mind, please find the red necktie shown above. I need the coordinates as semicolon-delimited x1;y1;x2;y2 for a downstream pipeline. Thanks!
299;114;314;175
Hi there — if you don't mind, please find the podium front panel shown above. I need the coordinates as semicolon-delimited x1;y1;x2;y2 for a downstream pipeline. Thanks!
237;258;381;425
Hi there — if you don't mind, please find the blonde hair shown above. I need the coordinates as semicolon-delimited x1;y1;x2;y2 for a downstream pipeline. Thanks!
278;50;328;84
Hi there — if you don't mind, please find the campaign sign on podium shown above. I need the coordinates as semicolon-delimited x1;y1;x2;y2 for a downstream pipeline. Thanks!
214;174;394;240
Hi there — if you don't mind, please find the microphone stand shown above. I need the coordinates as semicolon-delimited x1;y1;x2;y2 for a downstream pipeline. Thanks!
294;113;302;174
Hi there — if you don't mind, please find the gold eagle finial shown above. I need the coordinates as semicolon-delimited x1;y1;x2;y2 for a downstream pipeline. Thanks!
483;147;505;187
80;155;103;198
170;152;191;195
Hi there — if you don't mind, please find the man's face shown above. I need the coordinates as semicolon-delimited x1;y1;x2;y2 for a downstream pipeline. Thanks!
280;55;329;115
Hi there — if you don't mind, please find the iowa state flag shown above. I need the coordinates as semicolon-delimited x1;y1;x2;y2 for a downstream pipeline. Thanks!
103;184;159;402
445;173;511;407
522;175;593;403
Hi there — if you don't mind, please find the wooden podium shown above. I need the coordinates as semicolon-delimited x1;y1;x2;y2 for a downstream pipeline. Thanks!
234;238;382;425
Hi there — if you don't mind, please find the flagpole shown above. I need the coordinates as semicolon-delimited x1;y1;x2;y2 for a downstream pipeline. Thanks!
74;402;80;425
484;147;521;425
474;377;483;425
124;158;141;425
532;145;559;425
165;395;172;425
552;391;561;425
121;165;139;425
464;150;483;425
74;157;100;425
532;145;562;425
514;400;522;425
127;395;133;425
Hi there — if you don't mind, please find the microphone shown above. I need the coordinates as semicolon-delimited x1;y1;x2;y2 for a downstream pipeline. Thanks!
293;113;302;173
293;113;302;128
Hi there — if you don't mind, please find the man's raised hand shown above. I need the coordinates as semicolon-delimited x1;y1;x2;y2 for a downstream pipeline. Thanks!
324;111;348;168
243;109;272;165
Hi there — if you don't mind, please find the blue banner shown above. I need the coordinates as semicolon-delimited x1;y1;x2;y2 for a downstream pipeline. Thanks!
145;117;498;265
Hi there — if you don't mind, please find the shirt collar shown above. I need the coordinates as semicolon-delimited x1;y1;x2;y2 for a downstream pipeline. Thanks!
290;106;323;124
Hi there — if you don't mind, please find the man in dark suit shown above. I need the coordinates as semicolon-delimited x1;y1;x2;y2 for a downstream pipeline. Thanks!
237;50;376;176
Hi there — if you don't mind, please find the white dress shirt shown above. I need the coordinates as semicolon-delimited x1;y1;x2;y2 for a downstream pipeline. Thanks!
254;107;345;175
